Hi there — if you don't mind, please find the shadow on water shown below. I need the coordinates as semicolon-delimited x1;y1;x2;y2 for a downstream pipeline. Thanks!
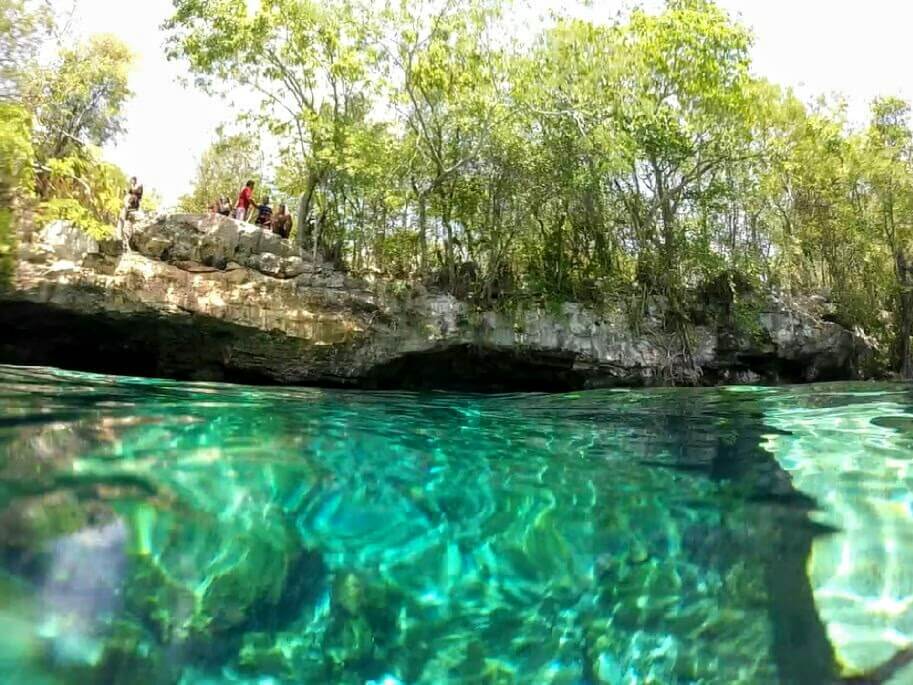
580;391;843;684
0;365;912;683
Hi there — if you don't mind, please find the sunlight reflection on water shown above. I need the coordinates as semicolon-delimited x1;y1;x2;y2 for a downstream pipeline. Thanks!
0;366;911;683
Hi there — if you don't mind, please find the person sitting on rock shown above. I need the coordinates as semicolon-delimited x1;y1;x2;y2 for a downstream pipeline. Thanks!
127;177;143;212
216;196;231;216
235;180;255;221
271;204;293;239
254;196;273;227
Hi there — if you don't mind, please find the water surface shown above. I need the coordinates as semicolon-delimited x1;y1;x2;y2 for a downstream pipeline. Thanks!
1;365;912;684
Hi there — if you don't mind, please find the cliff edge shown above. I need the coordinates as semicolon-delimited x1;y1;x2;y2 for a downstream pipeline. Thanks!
0;215;874;391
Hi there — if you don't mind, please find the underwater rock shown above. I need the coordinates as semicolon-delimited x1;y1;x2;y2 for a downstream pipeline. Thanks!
323;572;403;677
0;365;857;683
230;571;406;683
27;522;131;676
123;508;325;648
0;423;131;568
0;492;111;564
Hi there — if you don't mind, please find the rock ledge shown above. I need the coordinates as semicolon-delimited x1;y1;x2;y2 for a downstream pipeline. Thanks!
0;216;875;391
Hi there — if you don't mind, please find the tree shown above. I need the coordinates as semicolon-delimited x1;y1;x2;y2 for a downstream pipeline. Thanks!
509;19;629;299
36;149;126;236
0;102;34;287
13;32;137;235
158;0;913;376
165;0;383;253
179;131;265;213
611;0;755;296
25;33;133;169
753;94;880;306
0;0;50;101
865;97;913;377
0;0;46;286
1;7;145;246
384;0;505;285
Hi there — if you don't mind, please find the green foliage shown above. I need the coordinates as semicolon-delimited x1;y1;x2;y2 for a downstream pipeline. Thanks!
376;230;420;279
166;0;385;254
0;102;35;287
0;206;14;288
0;102;34;190
0;0;50;100
25;34;133;163
38;150;127;237
179;131;265;212
4;20;139;243
0;0;46;288
731;298;765;345
162;0;913;374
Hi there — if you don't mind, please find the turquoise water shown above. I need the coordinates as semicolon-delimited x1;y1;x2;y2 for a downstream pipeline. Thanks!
1;366;913;684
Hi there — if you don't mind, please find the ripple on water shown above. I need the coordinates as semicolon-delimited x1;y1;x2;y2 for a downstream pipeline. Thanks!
1;366;912;683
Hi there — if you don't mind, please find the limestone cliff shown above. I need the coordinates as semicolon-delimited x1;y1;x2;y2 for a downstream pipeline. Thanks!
0;215;874;391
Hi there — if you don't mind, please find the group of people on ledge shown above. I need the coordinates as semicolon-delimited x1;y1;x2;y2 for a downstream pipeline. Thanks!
210;180;293;239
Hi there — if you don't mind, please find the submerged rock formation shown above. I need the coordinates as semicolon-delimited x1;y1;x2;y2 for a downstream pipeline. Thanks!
0;365;844;683
0;215;875;391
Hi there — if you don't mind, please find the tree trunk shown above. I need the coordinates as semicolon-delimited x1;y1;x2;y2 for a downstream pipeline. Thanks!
443;205;455;292
377;202;387;272
660;195;676;271
441;184;458;292
312;210;323;267
296;171;320;252
0;175;15;290
896;252;913;379
296;193;309;251
417;194;427;274
651;159;677;283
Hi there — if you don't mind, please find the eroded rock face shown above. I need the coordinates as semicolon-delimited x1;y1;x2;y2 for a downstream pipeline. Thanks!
37;221;100;263
132;214;306;278
0;215;875;390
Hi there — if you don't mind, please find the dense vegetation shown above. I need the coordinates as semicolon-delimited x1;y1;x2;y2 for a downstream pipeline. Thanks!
163;0;913;374
177;131;266;213
0;0;135;260
4;0;913;375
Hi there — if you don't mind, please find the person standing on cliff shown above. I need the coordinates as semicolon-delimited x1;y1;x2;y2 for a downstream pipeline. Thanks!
271;204;292;239
117;176;143;250
254;195;273;227
235;180;255;221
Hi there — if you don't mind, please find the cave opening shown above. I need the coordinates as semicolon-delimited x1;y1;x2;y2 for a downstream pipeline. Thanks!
0;302;590;392
362;344;586;393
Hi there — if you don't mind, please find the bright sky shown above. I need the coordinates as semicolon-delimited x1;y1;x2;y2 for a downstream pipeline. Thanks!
67;0;913;207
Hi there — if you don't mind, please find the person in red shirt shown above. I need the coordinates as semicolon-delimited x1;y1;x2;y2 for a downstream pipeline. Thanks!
235;180;255;221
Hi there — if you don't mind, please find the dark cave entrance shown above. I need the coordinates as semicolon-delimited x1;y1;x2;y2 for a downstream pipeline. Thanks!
362;344;586;393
